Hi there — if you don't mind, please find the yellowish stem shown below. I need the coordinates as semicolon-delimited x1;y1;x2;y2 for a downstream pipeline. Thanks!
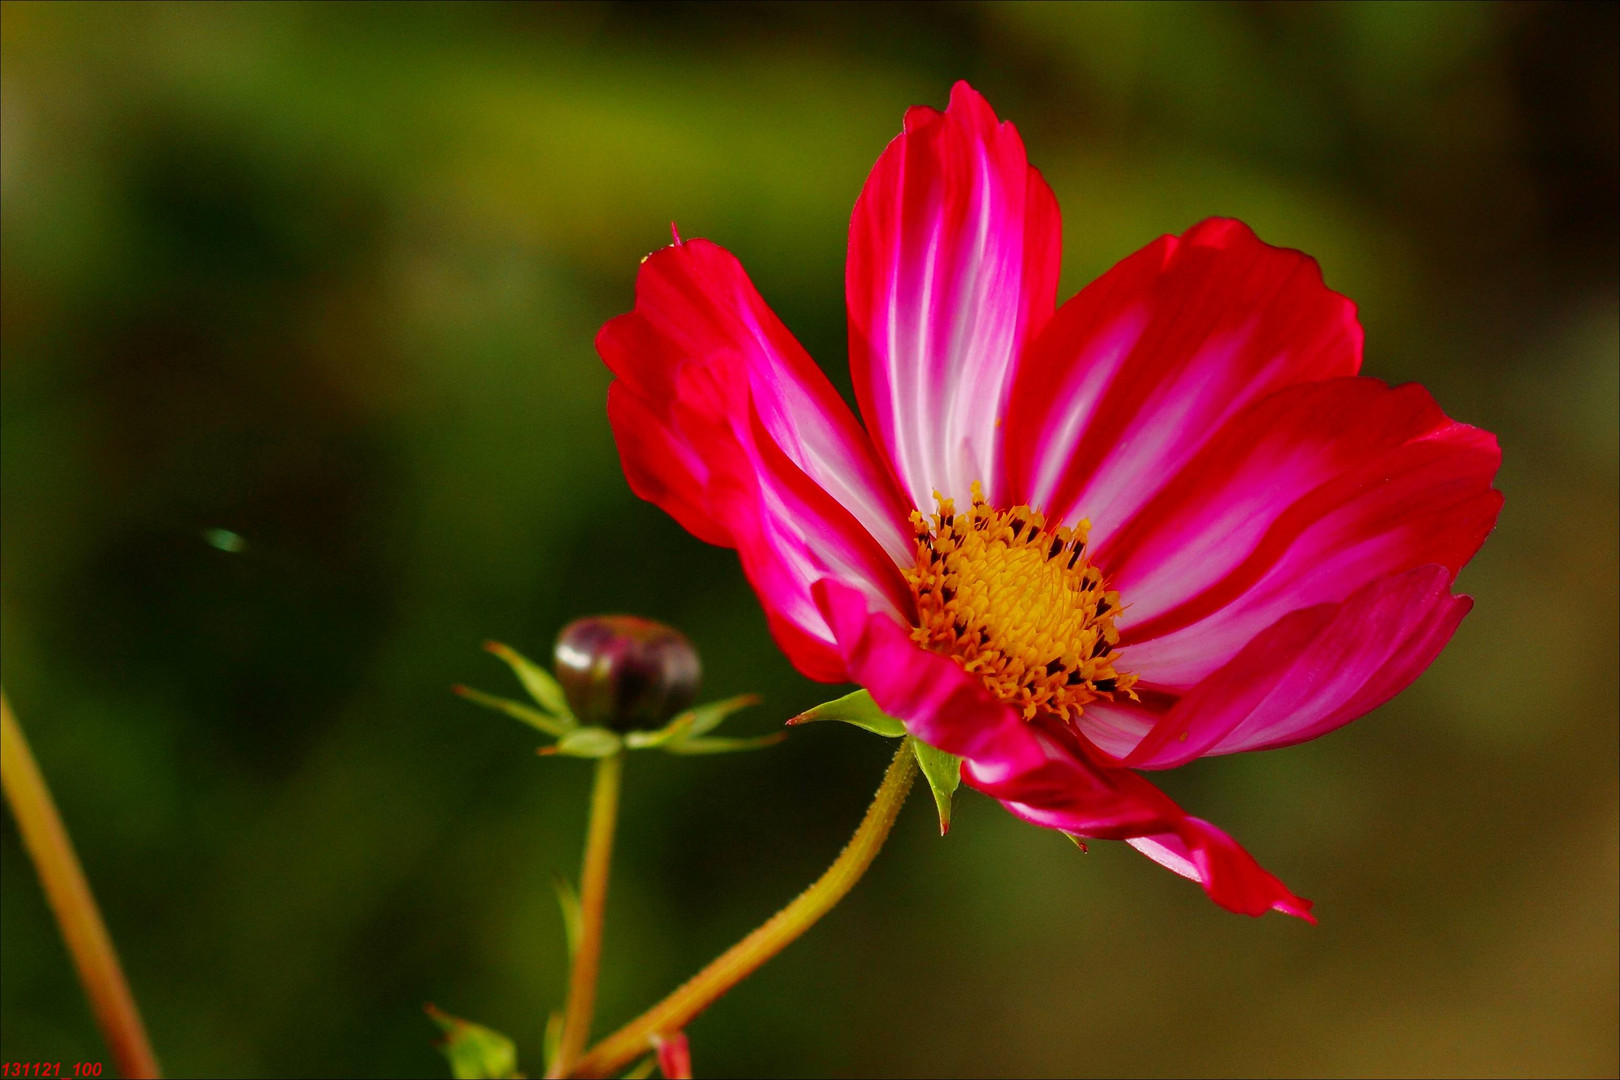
548;750;625;1077
1;690;161;1079
568;738;919;1079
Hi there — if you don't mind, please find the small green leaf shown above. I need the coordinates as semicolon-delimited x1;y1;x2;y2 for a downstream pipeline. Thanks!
787;689;906;738
552;875;582;957
484;640;576;723
663;733;786;755
541;727;623;758
543;1010;564;1074
454;684;570;737
910;738;962;835
425;1004;520;1079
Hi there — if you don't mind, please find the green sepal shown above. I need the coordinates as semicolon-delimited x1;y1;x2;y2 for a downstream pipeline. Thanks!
910;738;962;836
552;875;582;957
453;684;571;738
681;692;763;738
624;693;764;750
540;727;623;758
663;732;786;755
787;689;906;738
483;640;576;725
425;1004;521;1080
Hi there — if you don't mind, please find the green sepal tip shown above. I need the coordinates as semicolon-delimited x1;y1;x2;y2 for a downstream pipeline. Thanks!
787;689;906;738
425;1004;521;1079
910;738;962;835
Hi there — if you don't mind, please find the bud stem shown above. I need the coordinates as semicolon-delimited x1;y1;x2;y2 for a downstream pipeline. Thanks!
567;738;919;1078
549;750;625;1077
1;691;161;1079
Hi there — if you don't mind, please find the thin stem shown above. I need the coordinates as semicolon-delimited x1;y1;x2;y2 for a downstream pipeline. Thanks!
549;750;626;1077
1;690;161;1079
568;737;919;1079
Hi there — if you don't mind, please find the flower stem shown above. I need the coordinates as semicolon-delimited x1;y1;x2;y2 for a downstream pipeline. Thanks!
567;737;919;1079
1;691;161;1079
549;750;626;1077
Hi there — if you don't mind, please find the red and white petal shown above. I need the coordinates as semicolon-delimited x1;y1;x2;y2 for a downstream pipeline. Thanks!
815;580;1310;918
1107;378;1500;688
1002;218;1361;537
847;81;1061;510
599;239;914;681
980;725;1312;919
1121;565;1471;769
1127;826;1315;921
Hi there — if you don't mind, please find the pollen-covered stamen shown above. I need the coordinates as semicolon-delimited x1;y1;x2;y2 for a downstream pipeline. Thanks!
904;483;1138;722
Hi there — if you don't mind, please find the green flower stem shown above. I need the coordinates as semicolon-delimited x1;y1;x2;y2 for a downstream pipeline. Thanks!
549;749;626;1077
568;738;920;1079
1;691;161;1079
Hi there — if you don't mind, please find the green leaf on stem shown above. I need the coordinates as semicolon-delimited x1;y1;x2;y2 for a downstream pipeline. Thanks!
786;689;906;738
483;640;576;724
552;875;582;957
911;738;962;835
540;727;623;758
453;684;571;738
544;1010;564;1074
425;1004;520;1080
662;732;786;755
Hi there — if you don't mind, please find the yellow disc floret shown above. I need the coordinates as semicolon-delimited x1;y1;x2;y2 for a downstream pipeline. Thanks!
905;483;1138;722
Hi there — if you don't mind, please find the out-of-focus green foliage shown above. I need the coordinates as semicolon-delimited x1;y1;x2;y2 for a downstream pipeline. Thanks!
2;3;1615;1077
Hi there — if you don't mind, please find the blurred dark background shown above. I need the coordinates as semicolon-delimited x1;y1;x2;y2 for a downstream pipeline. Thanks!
3;3;1616;1076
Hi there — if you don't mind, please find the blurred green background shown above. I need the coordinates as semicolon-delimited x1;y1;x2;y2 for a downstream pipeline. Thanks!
3;2;1616;1077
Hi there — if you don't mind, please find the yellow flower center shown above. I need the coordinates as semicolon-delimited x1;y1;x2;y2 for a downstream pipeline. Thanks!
905;483;1137;722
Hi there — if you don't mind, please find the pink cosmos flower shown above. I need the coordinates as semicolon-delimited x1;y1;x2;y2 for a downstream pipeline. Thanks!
597;82;1501;917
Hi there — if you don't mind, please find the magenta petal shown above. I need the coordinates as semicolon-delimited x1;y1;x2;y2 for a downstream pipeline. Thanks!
1107;377;1500;687
599;239;914;681
1003;218;1361;537
979;726;1313;919
1125;565;1473;769
847;81;1061;509
1128;826;1315;921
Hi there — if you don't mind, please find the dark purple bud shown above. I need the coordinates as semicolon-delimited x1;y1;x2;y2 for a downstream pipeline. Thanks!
553;615;701;732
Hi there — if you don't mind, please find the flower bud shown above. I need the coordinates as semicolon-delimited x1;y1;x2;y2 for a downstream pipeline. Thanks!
553;615;701;732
